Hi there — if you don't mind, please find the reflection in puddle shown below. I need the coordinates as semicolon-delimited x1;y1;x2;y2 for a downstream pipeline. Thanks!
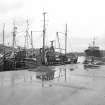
0;66;71;87
0;62;104;88
0;71;36;87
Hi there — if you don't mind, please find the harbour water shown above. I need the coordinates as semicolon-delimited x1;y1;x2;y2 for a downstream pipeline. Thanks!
0;56;105;105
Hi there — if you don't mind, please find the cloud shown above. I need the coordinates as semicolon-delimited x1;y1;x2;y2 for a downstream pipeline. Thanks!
0;0;105;52
0;0;24;14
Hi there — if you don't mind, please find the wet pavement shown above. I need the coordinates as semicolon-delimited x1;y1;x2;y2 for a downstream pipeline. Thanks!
0;57;105;105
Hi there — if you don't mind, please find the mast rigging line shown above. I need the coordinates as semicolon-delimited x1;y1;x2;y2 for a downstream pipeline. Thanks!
31;31;42;33
30;30;43;41
24;19;32;49
56;24;68;54
57;32;65;35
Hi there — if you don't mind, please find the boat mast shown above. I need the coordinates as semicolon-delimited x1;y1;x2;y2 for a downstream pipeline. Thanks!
24;19;30;57
12;22;17;52
31;30;34;56
50;40;54;47
65;24;67;55
2;24;5;70
93;37;95;47
12;22;17;70
25;19;29;48
3;24;5;46
42;12;47;64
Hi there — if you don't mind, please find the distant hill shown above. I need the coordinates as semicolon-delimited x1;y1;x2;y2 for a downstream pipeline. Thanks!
2;44;102;57
76;52;85;56
67;52;85;56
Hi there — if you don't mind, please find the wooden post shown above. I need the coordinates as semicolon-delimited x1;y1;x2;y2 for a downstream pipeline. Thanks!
30;72;33;82
42;72;44;87
58;68;61;81
65;68;67;81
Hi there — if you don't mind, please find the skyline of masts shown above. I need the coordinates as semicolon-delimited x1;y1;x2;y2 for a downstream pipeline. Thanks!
1;12;70;54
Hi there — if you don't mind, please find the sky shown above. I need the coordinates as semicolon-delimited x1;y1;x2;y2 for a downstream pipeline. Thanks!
0;0;105;52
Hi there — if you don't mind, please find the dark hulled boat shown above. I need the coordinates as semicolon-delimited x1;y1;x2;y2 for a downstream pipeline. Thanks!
84;39;105;64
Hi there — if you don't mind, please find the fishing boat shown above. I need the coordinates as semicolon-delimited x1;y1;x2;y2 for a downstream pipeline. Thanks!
0;23;32;71
55;24;78;65
0;24;16;71
84;38;104;64
35;14;78;66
